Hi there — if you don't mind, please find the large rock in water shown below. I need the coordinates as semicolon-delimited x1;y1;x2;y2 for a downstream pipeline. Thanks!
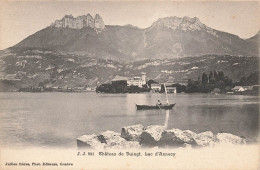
194;131;215;147
98;131;140;149
215;133;246;144
121;124;144;142
77;126;248;149
77;134;105;149
140;125;166;147
159;128;197;147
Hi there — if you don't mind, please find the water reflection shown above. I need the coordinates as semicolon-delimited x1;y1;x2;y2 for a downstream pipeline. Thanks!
164;110;170;129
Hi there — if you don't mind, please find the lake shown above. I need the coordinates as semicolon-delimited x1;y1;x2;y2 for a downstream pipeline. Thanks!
0;92;258;148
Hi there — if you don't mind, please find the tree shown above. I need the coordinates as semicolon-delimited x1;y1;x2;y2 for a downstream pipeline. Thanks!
239;76;247;86
186;79;201;93
218;71;225;81
209;71;214;83
214;70;218;81
186;70;233;93
147;79;158;88
171;83;186;93
38;82;45;88
239;71;259;86
201;72;208;84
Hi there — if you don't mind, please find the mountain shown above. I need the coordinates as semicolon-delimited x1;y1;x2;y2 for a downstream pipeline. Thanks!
13;15;259;62
14;14;144;62
50;14;105;31
141;16;258;58
1;15;259;91
246;30;259;44
245;30;259;55
14;27;140;62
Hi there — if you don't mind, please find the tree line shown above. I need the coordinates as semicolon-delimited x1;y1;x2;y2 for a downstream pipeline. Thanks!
186;71;259;93
96;70;259;94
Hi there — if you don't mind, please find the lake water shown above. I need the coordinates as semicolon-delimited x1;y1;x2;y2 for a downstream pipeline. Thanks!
0;92;259;148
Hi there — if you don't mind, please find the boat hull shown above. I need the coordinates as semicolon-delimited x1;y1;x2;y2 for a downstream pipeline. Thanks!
136;103;175;110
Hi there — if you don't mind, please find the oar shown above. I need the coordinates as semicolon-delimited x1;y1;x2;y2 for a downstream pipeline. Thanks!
156;104;161;115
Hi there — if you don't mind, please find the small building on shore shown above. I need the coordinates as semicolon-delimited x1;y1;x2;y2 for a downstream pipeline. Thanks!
74;86;85;91
232;86;245;92
243;86;254;91
213;88;221;93
4;74;18;80
151;83;161;92
252;85;259;91
166;87;177;93
85;87;96;91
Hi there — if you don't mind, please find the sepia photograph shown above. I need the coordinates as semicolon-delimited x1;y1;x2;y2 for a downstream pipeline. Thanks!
0;1;259;169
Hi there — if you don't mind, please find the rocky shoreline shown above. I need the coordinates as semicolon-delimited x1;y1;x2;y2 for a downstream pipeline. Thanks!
77;124;248;149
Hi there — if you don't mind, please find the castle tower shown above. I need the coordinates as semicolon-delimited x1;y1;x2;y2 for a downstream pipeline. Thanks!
141;72;146;85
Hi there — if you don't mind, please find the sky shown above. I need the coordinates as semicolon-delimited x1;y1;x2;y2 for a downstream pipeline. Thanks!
0;1;259;50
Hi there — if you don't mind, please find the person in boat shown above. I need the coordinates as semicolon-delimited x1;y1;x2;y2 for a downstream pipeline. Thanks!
157;100;162;106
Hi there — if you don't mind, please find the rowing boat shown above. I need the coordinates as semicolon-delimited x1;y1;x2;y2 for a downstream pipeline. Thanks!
136;103;176;110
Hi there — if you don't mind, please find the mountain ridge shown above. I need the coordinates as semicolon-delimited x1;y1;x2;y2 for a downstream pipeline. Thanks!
13;15;259;62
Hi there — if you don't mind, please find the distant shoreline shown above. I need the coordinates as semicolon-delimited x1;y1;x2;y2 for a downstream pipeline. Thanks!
0;91;258;96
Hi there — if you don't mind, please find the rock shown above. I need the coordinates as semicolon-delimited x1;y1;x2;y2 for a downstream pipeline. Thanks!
52;14;104;31
84;14;94;28
98;130;140;149
181;130;197;144
94;14;105;30
140;125;166;147
77;134;105;149
194;131;214;146
98;131;125;146
159;128;197;147
183;143;192;148
121;124;144;142
77;125;249;149
215;133;246;144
